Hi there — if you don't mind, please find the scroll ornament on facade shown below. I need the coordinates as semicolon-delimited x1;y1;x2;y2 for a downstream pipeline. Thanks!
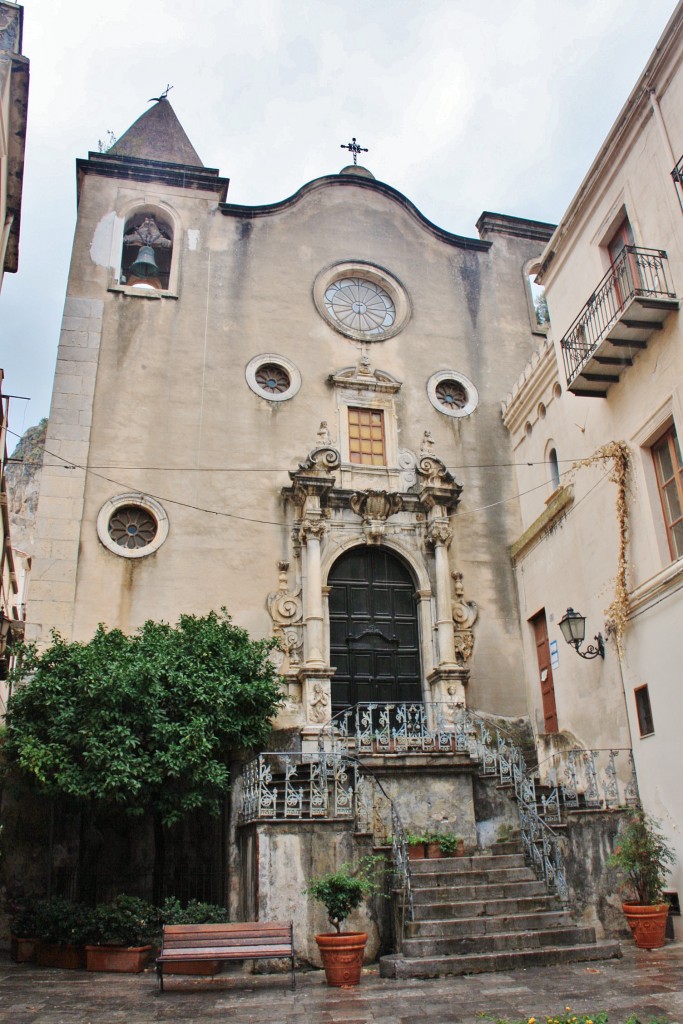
266;561;303;676
451;571;478;664
349;489;404;544
415;432;463;509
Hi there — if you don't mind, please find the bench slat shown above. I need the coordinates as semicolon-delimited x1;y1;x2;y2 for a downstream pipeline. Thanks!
156;921;295;993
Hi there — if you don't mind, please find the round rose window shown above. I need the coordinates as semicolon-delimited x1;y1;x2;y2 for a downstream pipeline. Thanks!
323;277;396;336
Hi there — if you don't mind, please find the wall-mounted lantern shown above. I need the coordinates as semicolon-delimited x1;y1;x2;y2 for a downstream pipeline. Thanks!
558;607;605;660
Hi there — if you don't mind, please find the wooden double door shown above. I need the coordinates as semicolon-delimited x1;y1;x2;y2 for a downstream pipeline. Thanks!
328;548;422;716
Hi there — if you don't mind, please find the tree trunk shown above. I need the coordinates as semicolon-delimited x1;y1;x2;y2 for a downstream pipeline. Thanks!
152;812;166;905
77;801;103;905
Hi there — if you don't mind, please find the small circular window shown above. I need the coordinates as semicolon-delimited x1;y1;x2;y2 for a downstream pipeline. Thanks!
246;354;301;402
435;379;468;410
255;363;291;395
427;371;478;418
108;506;157;550
313;261;411;342
97;494;169;559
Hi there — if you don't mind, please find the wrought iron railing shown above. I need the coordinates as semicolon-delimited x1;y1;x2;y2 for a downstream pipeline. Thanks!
560;246;676;386
317;701;641;904
528;747;639;825
241;705;641;915
239;749;415;935
673;155;683;212
240;751;357;822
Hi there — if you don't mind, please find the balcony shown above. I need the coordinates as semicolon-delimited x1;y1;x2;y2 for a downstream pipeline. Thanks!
560;246;679;397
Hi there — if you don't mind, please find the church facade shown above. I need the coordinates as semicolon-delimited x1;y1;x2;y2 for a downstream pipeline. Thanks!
28;97;554;744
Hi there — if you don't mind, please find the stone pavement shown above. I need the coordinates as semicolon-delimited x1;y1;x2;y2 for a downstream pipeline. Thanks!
1;944;682;1024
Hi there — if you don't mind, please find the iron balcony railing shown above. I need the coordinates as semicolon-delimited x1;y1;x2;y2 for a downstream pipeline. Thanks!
560;246;676;386
673;155;683;212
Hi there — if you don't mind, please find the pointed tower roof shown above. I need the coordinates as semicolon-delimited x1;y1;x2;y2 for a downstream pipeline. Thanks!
109;97;204;167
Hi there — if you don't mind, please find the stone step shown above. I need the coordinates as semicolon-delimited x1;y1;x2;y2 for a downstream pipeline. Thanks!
412;893;561;920
379;939;622;979
400;923;597;958
489;840;522;855
410;866;535;887
410;853;526;873
411;879;548;903
406;909;571;938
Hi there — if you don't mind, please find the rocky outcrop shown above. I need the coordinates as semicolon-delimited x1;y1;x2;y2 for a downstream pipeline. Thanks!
5;418;46;554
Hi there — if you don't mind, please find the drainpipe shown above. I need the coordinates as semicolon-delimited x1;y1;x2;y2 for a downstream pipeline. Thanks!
648;87;676;171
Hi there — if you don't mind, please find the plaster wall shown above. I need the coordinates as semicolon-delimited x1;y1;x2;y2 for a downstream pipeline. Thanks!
236;822;384;966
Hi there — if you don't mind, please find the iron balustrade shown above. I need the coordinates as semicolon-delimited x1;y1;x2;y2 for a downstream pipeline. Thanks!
560;246;676;386
673;155;683;212
524;747;639;825
318;700;570;900
242;704;641;914
239;749;415;937
240;751;358;822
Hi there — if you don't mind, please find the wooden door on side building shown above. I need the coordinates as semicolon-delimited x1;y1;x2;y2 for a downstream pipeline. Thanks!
530;609;558;734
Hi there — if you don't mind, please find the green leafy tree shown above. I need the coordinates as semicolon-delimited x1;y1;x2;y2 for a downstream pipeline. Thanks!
6;610;284;901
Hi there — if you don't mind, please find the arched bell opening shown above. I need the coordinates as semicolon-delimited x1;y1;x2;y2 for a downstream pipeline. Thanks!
121;211;174;290
327;546;423;718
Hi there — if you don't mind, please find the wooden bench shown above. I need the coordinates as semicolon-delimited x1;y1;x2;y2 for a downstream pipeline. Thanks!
155;921;295;992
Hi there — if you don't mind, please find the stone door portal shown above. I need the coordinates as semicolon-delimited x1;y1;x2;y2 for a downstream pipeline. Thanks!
328;547;422;716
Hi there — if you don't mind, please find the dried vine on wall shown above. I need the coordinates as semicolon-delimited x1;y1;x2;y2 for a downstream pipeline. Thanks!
567;440;630;652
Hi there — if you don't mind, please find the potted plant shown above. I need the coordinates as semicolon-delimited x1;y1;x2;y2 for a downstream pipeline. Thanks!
406;832;428;860
9;897;40;963
425;830;465;858
34;897;92;969
304;856;381;987
608;809;676;949
85;895;156;972
157;897;228;975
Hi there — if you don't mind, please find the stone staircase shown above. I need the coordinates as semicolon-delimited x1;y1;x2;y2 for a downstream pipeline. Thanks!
380;841;621;978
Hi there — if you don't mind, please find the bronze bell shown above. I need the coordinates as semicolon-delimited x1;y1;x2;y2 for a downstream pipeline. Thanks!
129;245;160;279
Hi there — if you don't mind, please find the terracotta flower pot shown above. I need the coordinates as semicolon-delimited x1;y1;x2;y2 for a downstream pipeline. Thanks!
407;844;426;860
11;936;38;963
36;942;86;970
85;944;151;973
315;932;368;987
455;839;466;857
622;902;669;949
426;843;443;859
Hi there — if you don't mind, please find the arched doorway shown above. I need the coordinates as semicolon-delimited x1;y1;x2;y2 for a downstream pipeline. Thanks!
328;547;422;715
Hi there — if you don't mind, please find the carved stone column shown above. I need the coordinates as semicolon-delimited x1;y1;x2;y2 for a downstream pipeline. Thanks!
416;440;467;703
299;516;327;669
427;519;457;669
282;434;341;749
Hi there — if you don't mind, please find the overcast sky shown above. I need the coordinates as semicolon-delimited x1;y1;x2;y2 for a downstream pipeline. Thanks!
1;0;678;441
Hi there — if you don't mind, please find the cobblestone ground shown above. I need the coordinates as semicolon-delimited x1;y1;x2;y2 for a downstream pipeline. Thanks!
1;944;682;1024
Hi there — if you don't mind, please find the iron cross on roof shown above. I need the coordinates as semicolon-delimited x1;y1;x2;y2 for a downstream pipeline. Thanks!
340;137;368;166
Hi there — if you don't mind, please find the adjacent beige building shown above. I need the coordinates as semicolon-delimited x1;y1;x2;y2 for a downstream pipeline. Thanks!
0;1;28;711
503;0;683;929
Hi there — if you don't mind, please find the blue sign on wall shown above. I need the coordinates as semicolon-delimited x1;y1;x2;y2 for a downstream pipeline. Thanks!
549;639;559;670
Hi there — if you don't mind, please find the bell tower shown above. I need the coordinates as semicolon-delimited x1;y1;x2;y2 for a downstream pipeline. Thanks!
28;97;229;642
